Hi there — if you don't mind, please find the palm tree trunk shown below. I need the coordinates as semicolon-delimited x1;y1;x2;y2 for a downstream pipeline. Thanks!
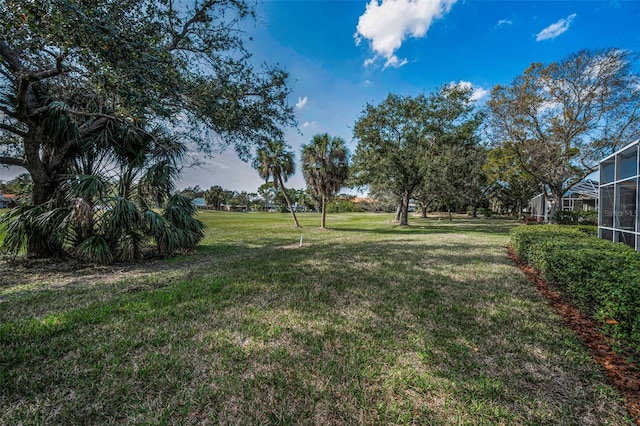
277;175;301;228
321;194;327;229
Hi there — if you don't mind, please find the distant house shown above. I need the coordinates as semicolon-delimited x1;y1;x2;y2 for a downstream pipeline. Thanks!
192;198;207;209
220;204;248;212
0;193;17;208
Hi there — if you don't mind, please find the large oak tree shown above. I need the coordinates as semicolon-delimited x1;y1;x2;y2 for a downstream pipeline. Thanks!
487;48;640;220
0;0;295;257
352;86;482;226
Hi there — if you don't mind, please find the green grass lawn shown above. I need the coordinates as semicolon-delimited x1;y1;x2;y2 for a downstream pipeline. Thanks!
0;212;632;424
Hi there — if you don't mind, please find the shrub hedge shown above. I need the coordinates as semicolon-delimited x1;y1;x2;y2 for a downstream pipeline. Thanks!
553;209;598;226
511;225;640;354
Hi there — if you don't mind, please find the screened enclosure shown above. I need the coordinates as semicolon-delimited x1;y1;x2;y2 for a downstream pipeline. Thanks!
599;140;640;250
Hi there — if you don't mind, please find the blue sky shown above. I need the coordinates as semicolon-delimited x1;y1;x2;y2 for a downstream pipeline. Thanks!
177;0;640;194
2;1;639;194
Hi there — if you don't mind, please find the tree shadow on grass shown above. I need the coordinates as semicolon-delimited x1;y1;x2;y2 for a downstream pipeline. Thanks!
330;217;518;236
0;232;630;424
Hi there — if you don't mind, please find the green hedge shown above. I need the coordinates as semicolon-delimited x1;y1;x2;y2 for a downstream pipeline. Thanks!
511;225;640;354
553;209;598;226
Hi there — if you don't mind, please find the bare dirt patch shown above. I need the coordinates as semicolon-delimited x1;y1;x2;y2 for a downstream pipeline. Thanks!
507;245;640;424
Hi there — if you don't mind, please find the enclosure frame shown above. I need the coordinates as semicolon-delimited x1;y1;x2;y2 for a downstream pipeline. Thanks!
598;139;640;250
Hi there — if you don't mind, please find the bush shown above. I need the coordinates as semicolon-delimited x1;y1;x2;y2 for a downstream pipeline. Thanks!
478;208;492;218
325;200;363;213
510;226;640;353
553;209;598;226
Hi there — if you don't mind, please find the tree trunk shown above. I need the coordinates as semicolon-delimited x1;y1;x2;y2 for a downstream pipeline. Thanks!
27;176;57;258
420;203;427;218
399;191;410;226
321;194;327;229
471;206;477;218
277;175;300;228
448;208;452;222
549;189;563;224
393;205;401;222
24;130;57;258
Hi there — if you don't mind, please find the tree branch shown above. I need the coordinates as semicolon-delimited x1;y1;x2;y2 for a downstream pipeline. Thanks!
0;156;27;168
168;1;213;51
0;123;27;138
0;42;24;74
0;106;20;121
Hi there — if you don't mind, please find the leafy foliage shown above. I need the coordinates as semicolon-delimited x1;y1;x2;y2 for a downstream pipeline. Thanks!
553;210;598;226
511;225;640;353
0;124;204;263
488;49;640;219
0;0;295;257
352;85;482;225
325;199;363;213
483;144;541;215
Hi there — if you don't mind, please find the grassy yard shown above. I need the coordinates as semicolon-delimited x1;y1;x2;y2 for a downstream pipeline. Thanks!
0;212;632;424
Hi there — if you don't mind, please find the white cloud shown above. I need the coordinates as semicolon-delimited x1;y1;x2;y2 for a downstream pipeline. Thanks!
451;81;489;101
497;19;512;27
295;96;308;110
354;0;457;69
536;13;576;41
470;87;489;101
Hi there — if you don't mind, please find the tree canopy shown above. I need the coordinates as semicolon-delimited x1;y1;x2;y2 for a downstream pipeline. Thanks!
487;48;640;219
352;86;482;225
483;144;541;215
0;0;295;258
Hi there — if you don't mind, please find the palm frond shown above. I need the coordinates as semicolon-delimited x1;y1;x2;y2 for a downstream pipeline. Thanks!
163;195;204;251
0;205;48;255
114;231;145;262
33;207;75;253
143;209;178;256
60;174;108;202
76;235;113;265
103;196;142;241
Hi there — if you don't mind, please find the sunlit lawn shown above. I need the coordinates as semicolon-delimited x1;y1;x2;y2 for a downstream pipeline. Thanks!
0;211;631;424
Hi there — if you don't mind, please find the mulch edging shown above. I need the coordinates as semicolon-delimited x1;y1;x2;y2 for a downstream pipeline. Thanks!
506;245;640;425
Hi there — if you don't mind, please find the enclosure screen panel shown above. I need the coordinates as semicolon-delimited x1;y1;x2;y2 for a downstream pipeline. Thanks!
599;140;640;251
615;179;637;231
616;146;638;181
617;231;636;249
601;159;615;184
599;186;614;228
600;228;614;242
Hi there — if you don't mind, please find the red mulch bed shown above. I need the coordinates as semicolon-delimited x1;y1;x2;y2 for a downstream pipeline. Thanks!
507;245;640;425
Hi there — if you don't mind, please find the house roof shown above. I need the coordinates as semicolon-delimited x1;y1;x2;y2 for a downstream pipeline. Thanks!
565;178;599;199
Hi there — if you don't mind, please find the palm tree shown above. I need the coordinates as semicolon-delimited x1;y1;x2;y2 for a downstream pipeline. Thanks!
0;121;204;264
301;133;349;229
252;140;301;227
